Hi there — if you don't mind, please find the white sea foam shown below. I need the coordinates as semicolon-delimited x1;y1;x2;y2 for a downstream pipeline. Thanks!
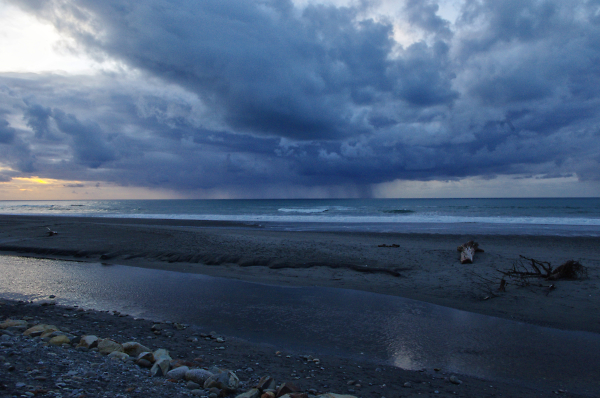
278;207;329;213
97;212;600;226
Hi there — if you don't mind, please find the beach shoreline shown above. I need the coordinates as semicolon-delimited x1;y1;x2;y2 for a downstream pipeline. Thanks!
1;214;599;335
4;297;583;398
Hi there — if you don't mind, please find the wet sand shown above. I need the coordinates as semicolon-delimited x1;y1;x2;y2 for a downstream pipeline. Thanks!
1;214;599;334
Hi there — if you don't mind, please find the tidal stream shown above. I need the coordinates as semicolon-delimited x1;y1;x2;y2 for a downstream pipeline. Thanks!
1;256;599;395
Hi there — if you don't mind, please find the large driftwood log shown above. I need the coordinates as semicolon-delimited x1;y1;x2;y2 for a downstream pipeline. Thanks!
457;241;484;264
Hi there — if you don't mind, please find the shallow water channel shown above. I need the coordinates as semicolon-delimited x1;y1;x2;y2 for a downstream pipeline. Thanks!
1;256;599;395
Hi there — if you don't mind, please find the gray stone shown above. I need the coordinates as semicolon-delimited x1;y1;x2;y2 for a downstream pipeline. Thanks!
49;335;70;346
98;339;123;355
153;348;170;360
208;366;225;374
204;370;240;391
23;324;59;337
150;357;171;377
137;359;152;368
123;342;151;357
191;390;205;397
0;319;27;329
256;376;276;391
108;351;130;361
78;335;99;349
186;368;214;384
187;381;201;390
166;366;189;380
236;388;260;398
316;395;357;398
449;376;462;385
137;351;155;363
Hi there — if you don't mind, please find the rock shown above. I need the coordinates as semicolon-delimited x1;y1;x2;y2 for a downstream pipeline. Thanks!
150;357;171;377
282;394;307;398
166;366;189;380
122;342;151;357
191;390;205;397
98;339;123;355
204;370;240;391
186;369;214;384
171;359;195;368
49;335;71;346
23;324;59;337
237;388;261;398
449;376;462;385
187;381;201;390
78;335;99;349
316;395;357;398
137;351;155;363
402;382;412;388
256;376;276;391
0;319;28;329
108;352;130;362
262;392;276;398
208;366;225;374
137;359;153;368
153;348;171;360
276;382;300;397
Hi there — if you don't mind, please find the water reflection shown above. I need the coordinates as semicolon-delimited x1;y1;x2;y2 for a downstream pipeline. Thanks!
1;256;599;395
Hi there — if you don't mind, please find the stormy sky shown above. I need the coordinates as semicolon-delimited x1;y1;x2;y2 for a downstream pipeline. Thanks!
1;0;600;199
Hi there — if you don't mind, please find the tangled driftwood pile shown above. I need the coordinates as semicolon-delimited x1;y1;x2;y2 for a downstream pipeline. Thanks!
500;256;588;283
456;241;588;299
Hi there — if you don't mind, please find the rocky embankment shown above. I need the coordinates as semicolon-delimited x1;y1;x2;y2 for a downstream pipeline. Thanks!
0;298;579;398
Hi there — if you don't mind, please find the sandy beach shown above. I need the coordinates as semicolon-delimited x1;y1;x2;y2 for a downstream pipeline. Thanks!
1;215;600;397
1;215;599;334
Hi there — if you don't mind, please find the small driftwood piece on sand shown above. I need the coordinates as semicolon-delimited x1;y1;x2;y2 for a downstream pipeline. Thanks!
46;227;58;237
457;241;484;264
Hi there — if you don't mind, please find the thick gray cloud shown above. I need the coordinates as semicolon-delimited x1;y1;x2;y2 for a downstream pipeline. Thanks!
0;119;16;144
1;0;600;196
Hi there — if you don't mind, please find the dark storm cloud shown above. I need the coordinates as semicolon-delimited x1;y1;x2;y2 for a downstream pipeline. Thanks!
0;119;16;144
1;0;600;195
23;103;52;139
51;109;117;168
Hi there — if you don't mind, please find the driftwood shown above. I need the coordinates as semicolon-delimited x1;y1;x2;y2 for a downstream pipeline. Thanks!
469;270;501;299
46;227;58;237
547;260;588;280
378;244;399;248
500;256;587;282
457;241;484;264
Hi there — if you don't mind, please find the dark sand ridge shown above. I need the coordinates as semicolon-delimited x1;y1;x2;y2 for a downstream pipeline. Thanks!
1;215;599;334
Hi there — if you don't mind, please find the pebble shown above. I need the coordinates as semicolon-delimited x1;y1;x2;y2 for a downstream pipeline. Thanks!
449;375;462;385
403;382;412;388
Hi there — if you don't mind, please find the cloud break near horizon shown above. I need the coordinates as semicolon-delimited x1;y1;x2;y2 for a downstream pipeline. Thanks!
1;0;600;199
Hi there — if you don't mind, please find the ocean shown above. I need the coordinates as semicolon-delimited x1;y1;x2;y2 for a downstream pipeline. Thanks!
0;198;600;236
1;198;600;236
